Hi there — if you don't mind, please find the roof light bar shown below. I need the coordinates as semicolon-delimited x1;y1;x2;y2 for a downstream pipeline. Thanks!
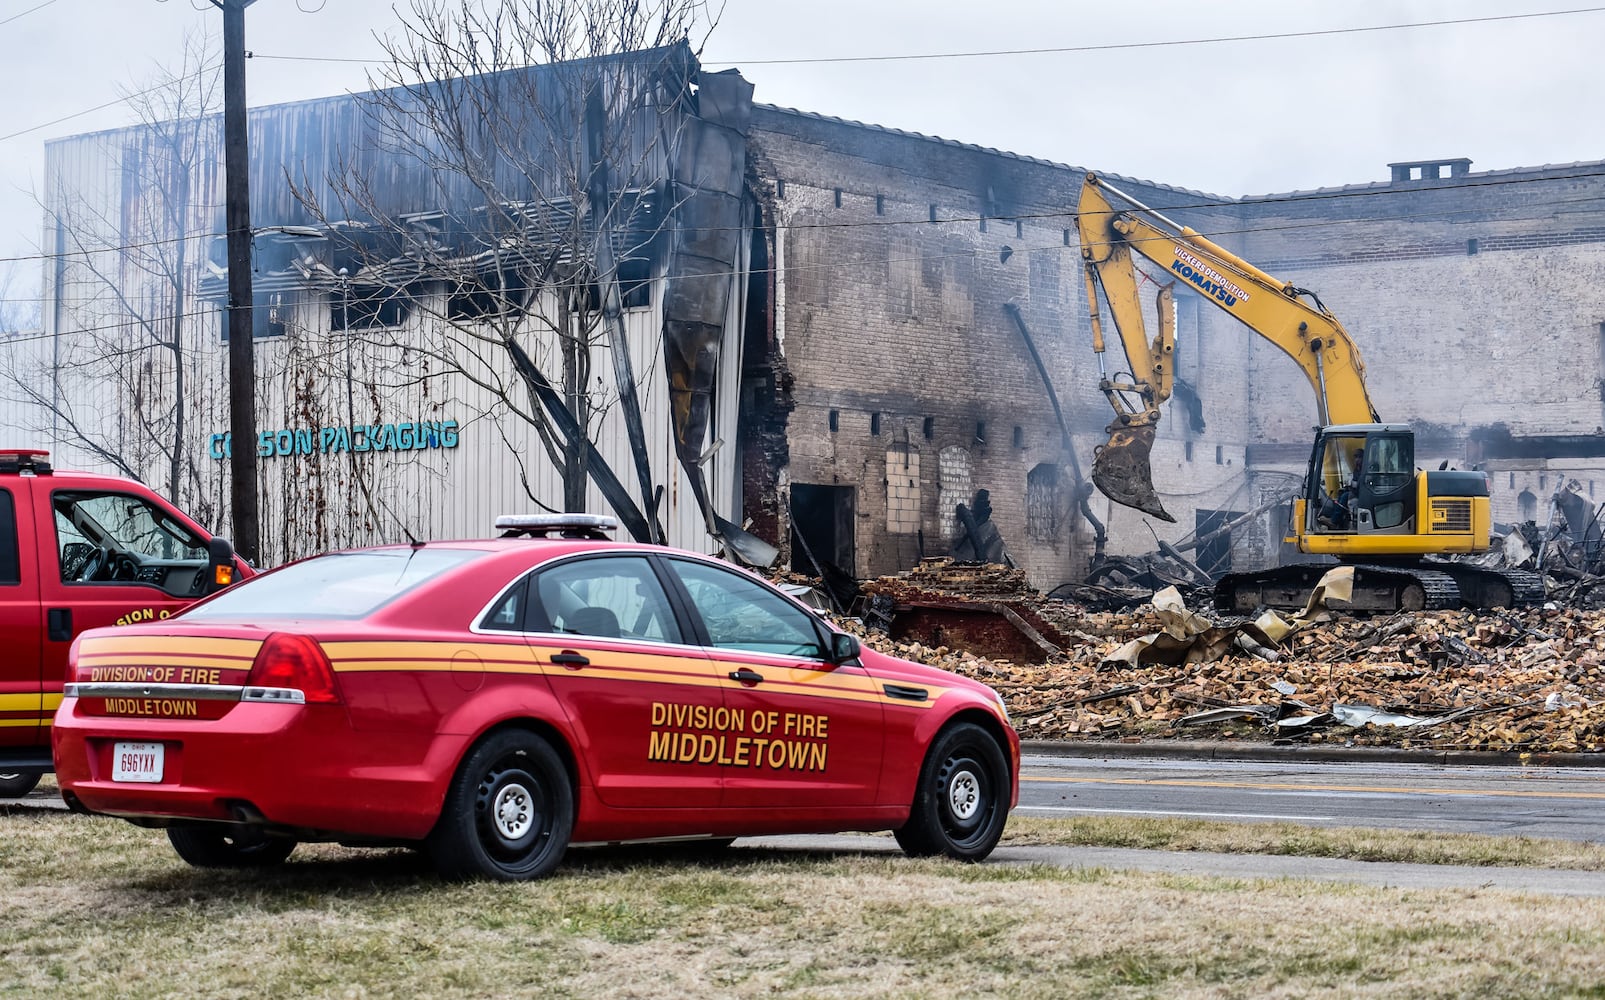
0;449;52;475
495;513;619;540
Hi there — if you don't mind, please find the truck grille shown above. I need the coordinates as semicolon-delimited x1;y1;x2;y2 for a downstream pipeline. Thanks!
1431;499;1472;532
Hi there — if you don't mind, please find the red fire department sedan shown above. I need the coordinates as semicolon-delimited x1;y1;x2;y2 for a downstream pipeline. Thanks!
52;515;1019;880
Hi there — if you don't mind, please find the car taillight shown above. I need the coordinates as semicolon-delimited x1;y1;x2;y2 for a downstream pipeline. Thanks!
247;633;340;704
67;635;88;682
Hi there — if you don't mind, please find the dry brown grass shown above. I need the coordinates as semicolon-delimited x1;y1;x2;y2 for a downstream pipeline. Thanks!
4;808;1605;998
1004;815;1605;870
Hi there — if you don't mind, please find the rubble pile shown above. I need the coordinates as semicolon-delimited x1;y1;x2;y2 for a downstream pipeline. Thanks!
845;561;1605;753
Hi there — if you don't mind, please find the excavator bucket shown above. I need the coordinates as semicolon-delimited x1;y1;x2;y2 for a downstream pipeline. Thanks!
1092;424;1176;522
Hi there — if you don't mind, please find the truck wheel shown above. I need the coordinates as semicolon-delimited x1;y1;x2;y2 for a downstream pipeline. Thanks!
0;772;41;798
167;825;297;868
427;729;573;881
894;722;1009;862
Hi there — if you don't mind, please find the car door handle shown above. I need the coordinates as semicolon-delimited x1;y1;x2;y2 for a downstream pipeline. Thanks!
47;608;72;643
728;668;764;684
550;652;590;668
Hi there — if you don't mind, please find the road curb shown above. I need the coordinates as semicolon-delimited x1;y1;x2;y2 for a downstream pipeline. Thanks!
1020;739;1605;768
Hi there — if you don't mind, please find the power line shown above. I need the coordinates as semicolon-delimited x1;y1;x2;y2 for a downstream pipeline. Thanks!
705;7;1605;66
246;6;1605;70
0;58;223;144
0;0;58;28
6;6;1596;152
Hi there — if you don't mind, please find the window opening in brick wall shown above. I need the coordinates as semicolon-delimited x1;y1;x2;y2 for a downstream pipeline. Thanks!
1509;472;1516;489
1519;489;1537;521
1015;220;1023;238
870;412;882;436
833;188;842;208
929;204;937;223
975;421;987;445
1063;228;1071;246
922;416;934;439
1012;426;1023;448
1026;463;1060;542
1185;441;1194;462
875;194;885;216
1540;474;1547;489
776;179;785;199
1467;238;1479;255
979;217;988;233
937;446;972;539
885;444;921;534
828;409;839;432
1215;445;1223;465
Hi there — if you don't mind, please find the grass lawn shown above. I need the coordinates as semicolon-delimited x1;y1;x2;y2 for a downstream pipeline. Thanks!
5;807;1605;998
1004;815;1605;870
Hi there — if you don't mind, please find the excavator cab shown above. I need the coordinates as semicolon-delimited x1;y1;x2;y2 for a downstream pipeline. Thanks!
1306;424;1416;535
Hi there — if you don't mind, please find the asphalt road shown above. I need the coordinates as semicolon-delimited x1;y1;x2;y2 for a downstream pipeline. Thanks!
12;758;1605;896
1017;753;1605;842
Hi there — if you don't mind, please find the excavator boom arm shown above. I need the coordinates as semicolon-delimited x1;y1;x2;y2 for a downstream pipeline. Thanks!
1077;173;1379;518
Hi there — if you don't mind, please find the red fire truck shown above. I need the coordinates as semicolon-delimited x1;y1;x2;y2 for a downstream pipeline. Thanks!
0;450;247;795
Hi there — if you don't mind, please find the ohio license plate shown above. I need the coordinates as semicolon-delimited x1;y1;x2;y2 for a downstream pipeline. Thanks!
112;742;164;783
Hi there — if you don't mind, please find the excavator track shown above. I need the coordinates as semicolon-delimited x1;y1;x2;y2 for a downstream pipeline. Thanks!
1214;563;1463;614
1214;562;1546;614
1425;563;1545;609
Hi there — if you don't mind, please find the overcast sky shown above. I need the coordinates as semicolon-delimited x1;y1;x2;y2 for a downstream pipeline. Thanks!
1;0;1598;313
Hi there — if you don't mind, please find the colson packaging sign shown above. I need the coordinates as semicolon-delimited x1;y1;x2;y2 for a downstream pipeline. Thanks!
210;420;460;459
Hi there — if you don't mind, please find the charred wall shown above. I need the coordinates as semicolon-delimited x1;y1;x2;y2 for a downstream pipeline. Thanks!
747;107;1257;587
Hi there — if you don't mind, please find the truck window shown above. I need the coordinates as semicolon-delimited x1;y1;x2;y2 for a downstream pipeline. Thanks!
0;489;17;585
53;491;209;594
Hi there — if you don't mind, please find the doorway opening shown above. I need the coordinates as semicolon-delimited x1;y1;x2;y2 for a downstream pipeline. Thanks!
1194;508;1245;577
791;484;855;576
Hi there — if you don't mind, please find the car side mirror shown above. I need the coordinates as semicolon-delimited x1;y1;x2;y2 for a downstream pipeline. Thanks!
828;632;860;665
204;536;238;595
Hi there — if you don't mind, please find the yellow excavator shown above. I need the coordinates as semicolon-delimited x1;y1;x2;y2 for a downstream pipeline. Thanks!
1076;172;1540;611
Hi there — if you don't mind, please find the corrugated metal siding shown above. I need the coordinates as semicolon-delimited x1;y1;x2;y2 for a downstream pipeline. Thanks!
28;50;750;566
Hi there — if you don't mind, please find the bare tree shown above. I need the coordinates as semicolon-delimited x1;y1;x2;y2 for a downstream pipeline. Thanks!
291;0;719;537
0;37;225;523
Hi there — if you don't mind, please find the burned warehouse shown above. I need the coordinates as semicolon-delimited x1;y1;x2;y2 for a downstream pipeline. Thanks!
11;44;1605;590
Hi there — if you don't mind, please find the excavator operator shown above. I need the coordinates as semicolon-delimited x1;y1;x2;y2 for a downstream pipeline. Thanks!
1320;449;1364;530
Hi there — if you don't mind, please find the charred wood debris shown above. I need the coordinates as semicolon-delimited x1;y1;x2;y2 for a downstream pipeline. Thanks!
775;503;1605;753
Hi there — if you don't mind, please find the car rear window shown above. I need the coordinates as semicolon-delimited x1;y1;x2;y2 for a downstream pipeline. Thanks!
183;547;484;620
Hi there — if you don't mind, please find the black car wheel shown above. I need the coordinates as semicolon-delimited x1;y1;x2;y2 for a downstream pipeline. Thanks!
0;772;41;798
167;825;297;868
427;729;573;881
894;722;1009;862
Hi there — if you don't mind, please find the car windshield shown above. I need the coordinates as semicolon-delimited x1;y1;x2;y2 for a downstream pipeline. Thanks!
183;547;483;620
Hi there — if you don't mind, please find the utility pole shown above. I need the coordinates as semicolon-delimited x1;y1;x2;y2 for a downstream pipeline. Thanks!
213;0;260;563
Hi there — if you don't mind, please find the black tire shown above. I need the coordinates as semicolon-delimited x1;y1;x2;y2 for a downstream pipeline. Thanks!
167;825;297;868
0;772;41;798
426;729;573;881
894;722;1010;862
